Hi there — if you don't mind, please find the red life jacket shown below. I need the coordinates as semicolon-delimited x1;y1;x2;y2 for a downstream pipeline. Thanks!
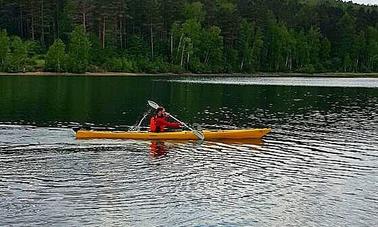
150;116;181;132
150;116;166;132
150;116;158;132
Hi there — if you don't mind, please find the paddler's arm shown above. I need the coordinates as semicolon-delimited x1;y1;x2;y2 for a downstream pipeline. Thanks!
166;122;181;129
159;117;181;129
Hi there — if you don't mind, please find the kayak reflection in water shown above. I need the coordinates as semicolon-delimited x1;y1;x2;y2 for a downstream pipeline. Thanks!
149;107;181;132
150;141;167;157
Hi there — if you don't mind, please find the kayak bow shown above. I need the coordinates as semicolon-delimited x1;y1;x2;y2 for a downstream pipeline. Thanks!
75;128;271;140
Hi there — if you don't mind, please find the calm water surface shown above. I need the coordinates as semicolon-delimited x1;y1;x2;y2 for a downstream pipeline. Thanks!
0;76;377;226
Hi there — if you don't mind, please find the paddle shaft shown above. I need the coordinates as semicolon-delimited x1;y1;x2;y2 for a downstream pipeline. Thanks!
166;113;204;140
166;113;193;131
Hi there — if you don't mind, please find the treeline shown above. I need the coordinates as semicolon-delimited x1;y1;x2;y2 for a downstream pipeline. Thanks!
0;0;378;73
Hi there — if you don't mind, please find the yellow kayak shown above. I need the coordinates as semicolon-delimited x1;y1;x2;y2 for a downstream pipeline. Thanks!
75;128;271;140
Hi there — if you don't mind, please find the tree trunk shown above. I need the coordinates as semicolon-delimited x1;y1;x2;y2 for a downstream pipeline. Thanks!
205;51;209;65
119;18;123;49
55;1;59;39
176;33;184;61
98;21;101;44
150;23;154;59
240;59;244;70
124;17;127;48
170;33;173;62
31;6;35;40
40;0;45;46
180;43;185;67
285;55;289;69
290;56;292;71
83;12;86;32
19;1;24;37
102;16;106;49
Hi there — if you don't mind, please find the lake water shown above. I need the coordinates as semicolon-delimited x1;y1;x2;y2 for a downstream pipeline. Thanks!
0;76;377;226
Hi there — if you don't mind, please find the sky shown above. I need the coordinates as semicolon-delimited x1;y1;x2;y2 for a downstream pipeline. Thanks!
343;0;378;5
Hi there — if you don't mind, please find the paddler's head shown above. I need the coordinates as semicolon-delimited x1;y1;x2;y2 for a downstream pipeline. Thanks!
156;107;166;117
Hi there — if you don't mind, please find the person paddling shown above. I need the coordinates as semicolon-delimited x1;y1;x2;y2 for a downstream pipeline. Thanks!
149;107;181;132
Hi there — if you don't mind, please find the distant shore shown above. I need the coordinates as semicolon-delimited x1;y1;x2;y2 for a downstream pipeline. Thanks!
1;71;378;78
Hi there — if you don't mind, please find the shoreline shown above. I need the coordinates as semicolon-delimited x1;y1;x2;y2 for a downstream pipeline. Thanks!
0;71;378;78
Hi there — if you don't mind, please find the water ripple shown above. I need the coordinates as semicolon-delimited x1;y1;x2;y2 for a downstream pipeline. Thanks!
1;105;377;226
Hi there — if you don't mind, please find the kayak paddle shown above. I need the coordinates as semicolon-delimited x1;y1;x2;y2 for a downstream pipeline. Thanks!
148;100;205;140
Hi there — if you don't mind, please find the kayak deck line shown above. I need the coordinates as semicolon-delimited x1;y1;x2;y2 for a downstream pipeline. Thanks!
75;128;271;140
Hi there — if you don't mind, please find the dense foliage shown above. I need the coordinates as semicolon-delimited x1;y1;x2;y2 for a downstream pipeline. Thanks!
0;0;377;73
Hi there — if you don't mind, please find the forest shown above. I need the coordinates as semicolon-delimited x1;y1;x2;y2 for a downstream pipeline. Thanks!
0;0;377;74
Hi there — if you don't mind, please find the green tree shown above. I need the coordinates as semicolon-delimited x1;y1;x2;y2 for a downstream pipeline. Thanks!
142;0;163;59
0;0;377;74
320;37;331;70
199;26;224;72
127;35;148;57
294;30;310;70
184;1;205;22
67;26;91;73
223;47;238;72
46;39;66;72
307;27;322;69
172;19;202;68
237;20;263;72
0;29;10;70
8;36;28;72
352;31;366;72
336;13;356;72
217;1;239;48
264;19;295;72
366;26;378;71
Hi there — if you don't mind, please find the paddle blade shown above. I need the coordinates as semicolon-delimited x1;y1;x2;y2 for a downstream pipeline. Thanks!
148;100;160;109
193;130;205;140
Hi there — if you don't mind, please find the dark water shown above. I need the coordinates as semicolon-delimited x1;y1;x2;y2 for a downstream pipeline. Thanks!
0;76;377;226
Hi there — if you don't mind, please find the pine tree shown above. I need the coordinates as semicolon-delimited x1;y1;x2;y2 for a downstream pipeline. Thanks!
237;19;264;72
307;27;322;69
67;26;91;73
46;39;66;72
0;0;378;73
142;0;163;59
200;26;223;71
0;29;10;69
366;26;378;71
8;36;28;72
336;12;356;72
